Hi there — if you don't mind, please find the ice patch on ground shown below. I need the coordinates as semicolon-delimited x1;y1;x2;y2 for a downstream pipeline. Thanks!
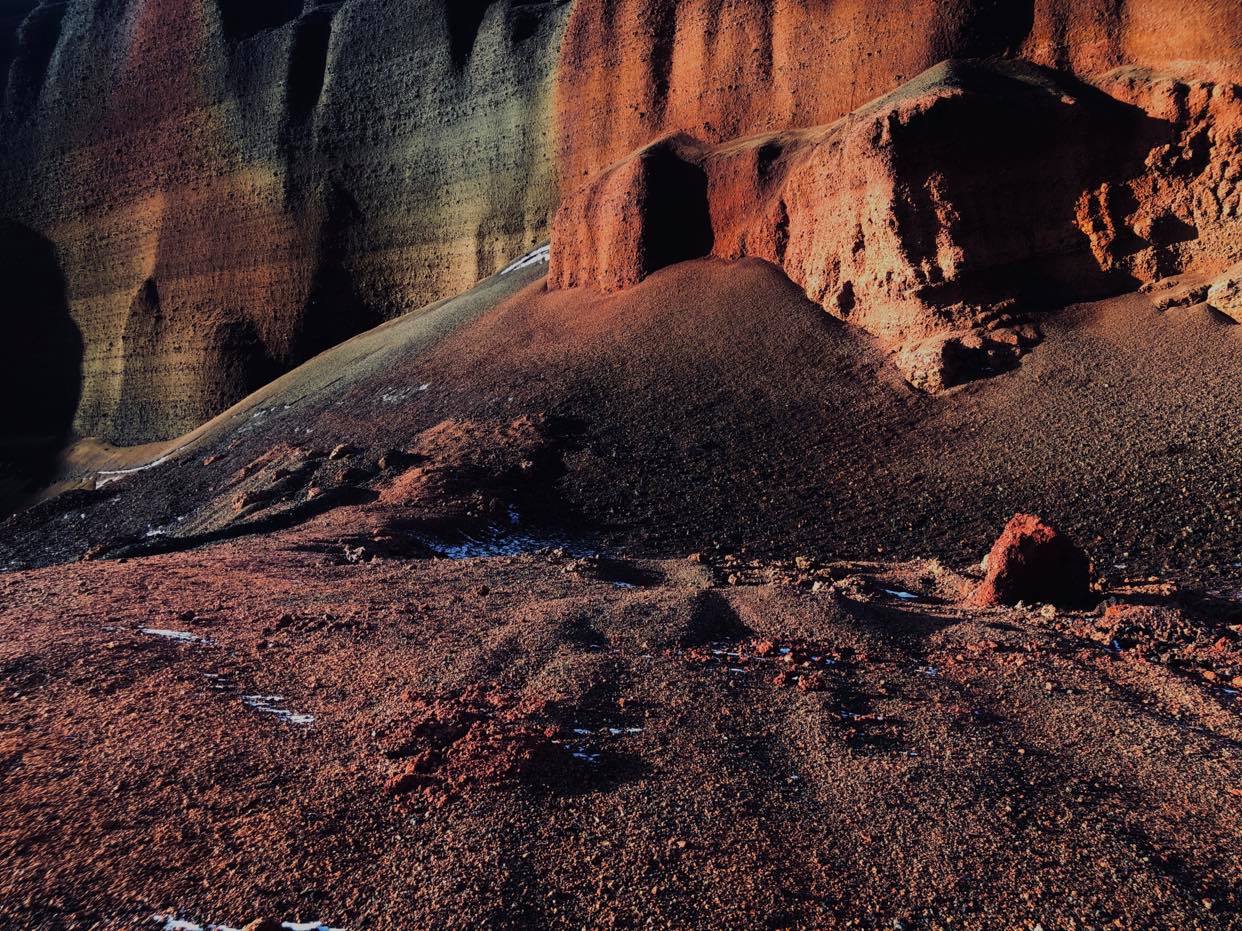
152;916;344;931
427;527;591;560
140;628;203;642
883;589;919;600
97;449;180;487
380;383;431;404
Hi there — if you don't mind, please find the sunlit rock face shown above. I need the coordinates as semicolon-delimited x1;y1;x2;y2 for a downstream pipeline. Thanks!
551;0;1242;188
549;58;1242;390
1;0;1239;441
0;0;570;443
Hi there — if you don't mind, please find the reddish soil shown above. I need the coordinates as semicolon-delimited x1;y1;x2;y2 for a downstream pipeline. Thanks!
1;525;1239;929
0;203;1236;931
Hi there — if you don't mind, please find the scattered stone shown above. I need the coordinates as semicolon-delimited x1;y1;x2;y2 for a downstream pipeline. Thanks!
328;443;356;460
1155;283;1209;312
242;920;283;931
968;514;1093;608
1206;261;1242;323
797;671;828;692
894;328;1021;393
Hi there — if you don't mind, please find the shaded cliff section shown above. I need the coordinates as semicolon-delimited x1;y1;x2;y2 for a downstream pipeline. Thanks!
0;219;82;514
0;0;1239;446
0;0;571;445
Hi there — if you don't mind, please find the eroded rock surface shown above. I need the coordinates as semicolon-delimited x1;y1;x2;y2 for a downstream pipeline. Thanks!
550;60;1242;389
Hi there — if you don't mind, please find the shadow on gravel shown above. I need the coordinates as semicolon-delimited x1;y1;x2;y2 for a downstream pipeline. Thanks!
531;747;651;799
110;485;380;560
835;596;959;643
682;590;754;646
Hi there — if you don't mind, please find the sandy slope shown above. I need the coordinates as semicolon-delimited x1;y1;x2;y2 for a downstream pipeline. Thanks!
0;256;1239;927
3;257;1238;580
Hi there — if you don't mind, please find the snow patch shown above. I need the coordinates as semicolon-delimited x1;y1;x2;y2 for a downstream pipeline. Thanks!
242;694;315;726
500;244;550;275
152;916;344;931
883;589;919;601
97;450;178;487
140;628;203;642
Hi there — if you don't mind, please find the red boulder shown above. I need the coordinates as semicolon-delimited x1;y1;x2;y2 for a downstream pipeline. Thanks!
969;514;1093;608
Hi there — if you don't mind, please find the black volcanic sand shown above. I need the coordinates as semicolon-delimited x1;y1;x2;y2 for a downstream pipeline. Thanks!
3;257;1237;581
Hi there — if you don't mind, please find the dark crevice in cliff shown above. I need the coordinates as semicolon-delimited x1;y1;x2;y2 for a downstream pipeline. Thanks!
644;3;679;127
509;0;569;45
0;220;81;514
957;0;1037;56
639;146;713;275
3;1;66;121
112;276;283;445
216;0;302;41
289;184;382;364
446;0;496;69
286;7;334;126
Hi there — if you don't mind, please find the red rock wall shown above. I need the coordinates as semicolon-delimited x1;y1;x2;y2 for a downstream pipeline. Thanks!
2;0;1239;442
553;0;1242;187
549;58;1242;389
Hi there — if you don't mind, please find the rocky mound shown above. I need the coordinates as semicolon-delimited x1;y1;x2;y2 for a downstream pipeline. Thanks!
2;253;1237;582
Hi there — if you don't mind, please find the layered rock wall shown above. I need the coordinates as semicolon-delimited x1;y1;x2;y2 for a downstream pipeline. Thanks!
550;59;1242;389
553;0;1242;187
0;0;570;443
2;0;1239;441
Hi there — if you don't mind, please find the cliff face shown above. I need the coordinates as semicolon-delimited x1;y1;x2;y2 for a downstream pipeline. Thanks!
1;0;1238;444
0;0;570;443
552;0;1242;186
550;59;1242;389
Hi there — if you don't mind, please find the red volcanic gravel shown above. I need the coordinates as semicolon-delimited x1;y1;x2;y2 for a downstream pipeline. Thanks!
0;530;1239;929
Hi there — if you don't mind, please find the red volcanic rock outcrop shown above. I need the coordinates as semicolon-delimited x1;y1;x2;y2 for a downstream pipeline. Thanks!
550;59;1242;389
548;135;712;291
969;514;1093;608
